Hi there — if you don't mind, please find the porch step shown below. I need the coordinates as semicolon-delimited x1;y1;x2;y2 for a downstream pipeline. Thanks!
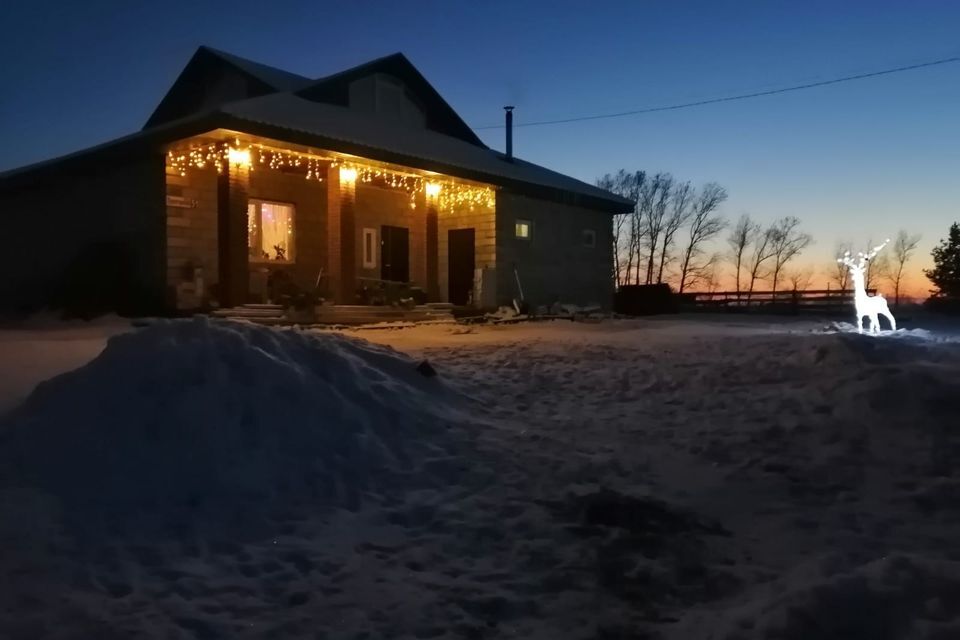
211;304;455;326
315;305;454;325
211;305;285;319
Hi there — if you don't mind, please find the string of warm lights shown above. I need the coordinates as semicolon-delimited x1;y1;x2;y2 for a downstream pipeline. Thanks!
166;140;496;211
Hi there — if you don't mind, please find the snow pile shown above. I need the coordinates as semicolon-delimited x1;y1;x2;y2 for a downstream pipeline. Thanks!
0;318;467;524
712;554;960;639
808;331;960;424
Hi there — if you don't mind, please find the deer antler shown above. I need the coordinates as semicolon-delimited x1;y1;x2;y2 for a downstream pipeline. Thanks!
864;239;890;261
837;238;890;270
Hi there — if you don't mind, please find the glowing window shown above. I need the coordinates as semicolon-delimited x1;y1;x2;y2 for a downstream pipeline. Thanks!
515;219;531;240
362;228;377;269
248;200;295;262
582;229;596;248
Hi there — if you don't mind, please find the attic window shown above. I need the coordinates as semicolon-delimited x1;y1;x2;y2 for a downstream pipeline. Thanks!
347;73;426;128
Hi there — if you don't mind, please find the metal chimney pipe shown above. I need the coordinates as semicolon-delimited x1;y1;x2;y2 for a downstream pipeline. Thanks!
504;106;514;161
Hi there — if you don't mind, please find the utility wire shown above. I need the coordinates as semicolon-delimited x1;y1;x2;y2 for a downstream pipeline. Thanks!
472;54;960;130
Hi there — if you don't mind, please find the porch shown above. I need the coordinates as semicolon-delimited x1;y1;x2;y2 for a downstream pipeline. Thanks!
164;130;498;314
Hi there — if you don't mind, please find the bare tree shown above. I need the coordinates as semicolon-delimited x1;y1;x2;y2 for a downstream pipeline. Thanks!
727;214;758;296
886;229;921;306
656;181;693;284
597;170;647;286
597;172;628;286
704;257;724;293
787;267;814;292
831;241;852;291
768;217;813;294
746;225;775;299
678;183;728;293
612;211;628;287
640;173;673;284
861;237;889;293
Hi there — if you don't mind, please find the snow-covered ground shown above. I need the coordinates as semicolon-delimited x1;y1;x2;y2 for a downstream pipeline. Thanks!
2;314;960;639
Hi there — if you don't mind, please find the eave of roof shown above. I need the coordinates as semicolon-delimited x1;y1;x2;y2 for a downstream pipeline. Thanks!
1;96;632;213
0;112;223;185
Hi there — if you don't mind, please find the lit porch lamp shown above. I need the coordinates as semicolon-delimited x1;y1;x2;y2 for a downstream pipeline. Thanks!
227;147;252;168
339;167;358;184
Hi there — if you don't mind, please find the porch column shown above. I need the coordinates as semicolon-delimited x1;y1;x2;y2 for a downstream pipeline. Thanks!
217;158;249;308
425;195;440;301
327;165;357;303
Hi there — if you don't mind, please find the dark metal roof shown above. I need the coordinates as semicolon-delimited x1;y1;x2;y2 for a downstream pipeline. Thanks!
143;47;315;129
2;48;633;213
219;93;632;212
201;46;313;92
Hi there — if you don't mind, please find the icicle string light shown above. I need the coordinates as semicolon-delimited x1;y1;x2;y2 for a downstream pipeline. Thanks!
166;141;496;211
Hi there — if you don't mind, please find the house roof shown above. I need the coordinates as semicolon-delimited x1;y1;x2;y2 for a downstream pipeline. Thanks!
143;46;314;129
200;46;313;92
218;92;631;211
2;47;633;213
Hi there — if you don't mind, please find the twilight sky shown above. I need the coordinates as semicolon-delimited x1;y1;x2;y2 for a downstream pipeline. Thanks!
2;0;958;293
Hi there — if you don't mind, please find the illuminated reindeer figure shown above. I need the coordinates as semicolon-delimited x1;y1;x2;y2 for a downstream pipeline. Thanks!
837;240;896;334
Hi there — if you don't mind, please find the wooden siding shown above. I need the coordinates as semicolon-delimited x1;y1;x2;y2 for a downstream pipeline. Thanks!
495;191;614;309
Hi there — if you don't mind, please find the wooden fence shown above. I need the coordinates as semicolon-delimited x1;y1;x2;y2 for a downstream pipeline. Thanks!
679;288;874;313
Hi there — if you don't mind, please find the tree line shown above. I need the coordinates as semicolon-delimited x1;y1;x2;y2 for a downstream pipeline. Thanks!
597;170;727;293
599;168;938;305
598;169;815;295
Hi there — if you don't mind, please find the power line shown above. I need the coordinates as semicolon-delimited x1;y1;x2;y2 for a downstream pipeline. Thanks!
472;54;960;130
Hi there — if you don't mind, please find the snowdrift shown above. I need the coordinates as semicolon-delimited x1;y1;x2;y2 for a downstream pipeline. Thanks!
809;330;960;425
0;318;467;525
713;554;960;639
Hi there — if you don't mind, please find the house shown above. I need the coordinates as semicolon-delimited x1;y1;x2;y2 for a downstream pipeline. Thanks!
0;47;632;316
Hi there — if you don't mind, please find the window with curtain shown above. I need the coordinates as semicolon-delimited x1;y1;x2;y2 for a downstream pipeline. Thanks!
247;200;295;262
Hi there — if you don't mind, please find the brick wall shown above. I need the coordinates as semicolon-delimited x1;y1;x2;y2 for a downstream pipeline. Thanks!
166;161;328;307
495;191;614;309
354;184;427;288
166;164;218;303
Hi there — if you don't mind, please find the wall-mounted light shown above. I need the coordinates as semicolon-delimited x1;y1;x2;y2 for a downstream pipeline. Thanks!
425;182;442;199
339;167;358;183
227;147;251;167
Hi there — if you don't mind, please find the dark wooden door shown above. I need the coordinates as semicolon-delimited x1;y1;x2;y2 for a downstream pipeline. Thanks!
380;225;410;283
448;228;475;305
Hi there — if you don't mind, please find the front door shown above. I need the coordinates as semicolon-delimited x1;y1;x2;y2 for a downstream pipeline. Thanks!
380;225;409;283
448;228;475;305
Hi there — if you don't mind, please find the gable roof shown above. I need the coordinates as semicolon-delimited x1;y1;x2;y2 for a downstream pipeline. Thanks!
143;46;312;129
296;52;485;147
200;46;312;91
